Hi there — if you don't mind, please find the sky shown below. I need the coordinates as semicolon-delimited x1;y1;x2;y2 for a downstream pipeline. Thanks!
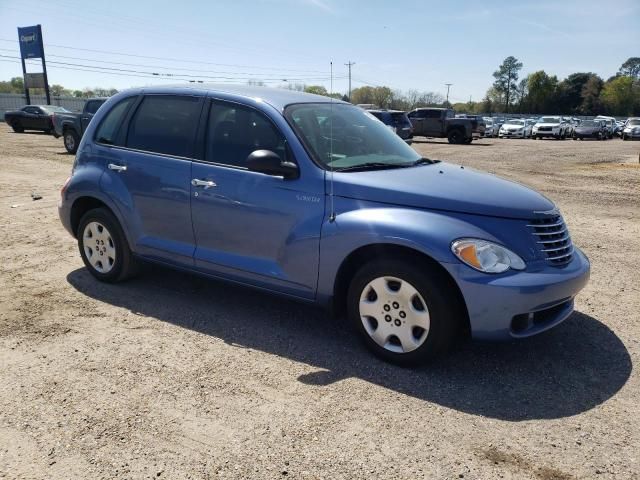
0;0;638;102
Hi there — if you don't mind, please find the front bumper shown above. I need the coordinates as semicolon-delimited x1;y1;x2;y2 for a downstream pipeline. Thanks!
534;129;561;137
442;247;590;341
499;130;526;138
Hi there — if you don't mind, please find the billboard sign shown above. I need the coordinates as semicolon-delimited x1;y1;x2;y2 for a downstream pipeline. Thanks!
25;73;46;89
18;25;44;59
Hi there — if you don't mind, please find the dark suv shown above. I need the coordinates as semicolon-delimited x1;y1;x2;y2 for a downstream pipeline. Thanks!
366;109;413;143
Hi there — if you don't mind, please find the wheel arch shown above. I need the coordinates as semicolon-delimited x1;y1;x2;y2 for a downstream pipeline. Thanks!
70;196;111;237
331;243;470;335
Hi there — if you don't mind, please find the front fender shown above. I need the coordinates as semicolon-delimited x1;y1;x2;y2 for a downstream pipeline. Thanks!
316;197;504;303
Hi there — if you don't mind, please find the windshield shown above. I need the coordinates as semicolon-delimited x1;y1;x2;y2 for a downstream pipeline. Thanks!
540;117;560;123
41;106;71;113
627;119;640;126
285;103;421;170
506;120;524;126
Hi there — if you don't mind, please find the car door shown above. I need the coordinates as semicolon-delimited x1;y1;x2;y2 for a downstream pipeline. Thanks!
21;106;41;129
190;98;324;299
81;100;102;133
423;110;443;136
98;94;203;266
407;110;426;135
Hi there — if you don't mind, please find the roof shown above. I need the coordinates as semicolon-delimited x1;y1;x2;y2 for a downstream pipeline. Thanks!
136;84;348;111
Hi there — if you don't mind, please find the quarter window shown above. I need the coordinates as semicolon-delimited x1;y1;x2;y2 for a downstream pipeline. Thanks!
205;101;287;167
94;97;136;146
126;95;201;157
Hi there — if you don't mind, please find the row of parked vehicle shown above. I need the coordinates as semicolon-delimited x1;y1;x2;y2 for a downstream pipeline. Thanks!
362;106;639;144
4;99;640;152
483;115;636;141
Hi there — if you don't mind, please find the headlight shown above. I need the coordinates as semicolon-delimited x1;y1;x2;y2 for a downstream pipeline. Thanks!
451;239;526;273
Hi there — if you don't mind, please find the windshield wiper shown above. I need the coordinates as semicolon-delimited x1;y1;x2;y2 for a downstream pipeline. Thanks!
411;157;439;166
333;162;411;172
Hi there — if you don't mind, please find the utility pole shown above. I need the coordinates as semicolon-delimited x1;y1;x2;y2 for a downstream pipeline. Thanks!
445;83;453;106
345;61;355;101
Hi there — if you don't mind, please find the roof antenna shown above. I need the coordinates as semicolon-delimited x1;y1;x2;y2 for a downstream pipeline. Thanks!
329;61;336;223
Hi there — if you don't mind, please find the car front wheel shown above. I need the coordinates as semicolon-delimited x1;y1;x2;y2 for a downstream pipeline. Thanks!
347;259;460;365
78;208;138;283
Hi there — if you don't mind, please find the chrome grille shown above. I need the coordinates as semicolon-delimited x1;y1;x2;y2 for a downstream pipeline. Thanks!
528;216;573;266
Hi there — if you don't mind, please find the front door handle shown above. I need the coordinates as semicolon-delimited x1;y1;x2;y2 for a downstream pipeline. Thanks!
191;178;217;189
108;163;127;172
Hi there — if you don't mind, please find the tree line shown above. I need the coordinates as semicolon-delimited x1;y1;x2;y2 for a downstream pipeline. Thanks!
1;56;638;115
0;77;118;98
456;56;640;116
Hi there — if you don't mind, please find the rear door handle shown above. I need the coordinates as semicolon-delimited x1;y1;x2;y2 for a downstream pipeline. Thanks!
191;178;217;189
108;163;127;172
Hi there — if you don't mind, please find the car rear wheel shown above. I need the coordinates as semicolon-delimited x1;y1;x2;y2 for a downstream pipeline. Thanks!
78;208;138;283
63;129;80;154
11;122;24;133
347;259;460;365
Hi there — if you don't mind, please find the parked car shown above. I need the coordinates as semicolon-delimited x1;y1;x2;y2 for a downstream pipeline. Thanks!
614;120;626;137
532;116;570;140
562;117;576;137
482;117;497;137
498;119;531;139
4;104;71;134
408;108;485;144
366;109;413;143
594;116;616;139
572;120;607;140
53;98;107;153
59;86;590;365
621;117;640;140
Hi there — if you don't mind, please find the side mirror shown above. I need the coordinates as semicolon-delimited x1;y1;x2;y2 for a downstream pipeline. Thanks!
246;150;299;180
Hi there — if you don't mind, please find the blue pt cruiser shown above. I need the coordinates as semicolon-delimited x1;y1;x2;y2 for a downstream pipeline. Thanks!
59;86;590;365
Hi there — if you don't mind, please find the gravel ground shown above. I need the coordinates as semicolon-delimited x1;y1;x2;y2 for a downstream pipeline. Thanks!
0;127;639;480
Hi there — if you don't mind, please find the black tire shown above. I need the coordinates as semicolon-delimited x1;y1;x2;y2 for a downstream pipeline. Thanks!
77;207;138;283
464;138;473;144
11;122;24;133
63;129;80;154
622;134;627;141
447;129;464;144
347;258;461;365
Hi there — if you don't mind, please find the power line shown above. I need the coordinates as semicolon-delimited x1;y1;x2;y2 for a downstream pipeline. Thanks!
0;47;336;79
1;54;347;83
0;38;328;74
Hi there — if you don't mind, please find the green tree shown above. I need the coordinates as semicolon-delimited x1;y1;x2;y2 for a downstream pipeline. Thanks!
304;85;328;96
492;56;523;112
579;75;604;115
618;57;640;79
601;76;639;115
526;70;559;113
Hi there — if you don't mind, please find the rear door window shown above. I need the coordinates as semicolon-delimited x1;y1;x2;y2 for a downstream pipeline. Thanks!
95;97;136;146
126;95;201;157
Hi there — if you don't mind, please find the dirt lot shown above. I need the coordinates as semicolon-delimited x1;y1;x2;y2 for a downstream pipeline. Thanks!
0;127;639;480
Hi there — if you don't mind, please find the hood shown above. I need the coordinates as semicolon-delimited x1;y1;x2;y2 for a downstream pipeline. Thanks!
535;122;561;127
332;161;554;220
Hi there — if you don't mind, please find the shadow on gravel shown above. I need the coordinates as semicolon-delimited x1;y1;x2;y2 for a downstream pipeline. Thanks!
67;265;631;422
